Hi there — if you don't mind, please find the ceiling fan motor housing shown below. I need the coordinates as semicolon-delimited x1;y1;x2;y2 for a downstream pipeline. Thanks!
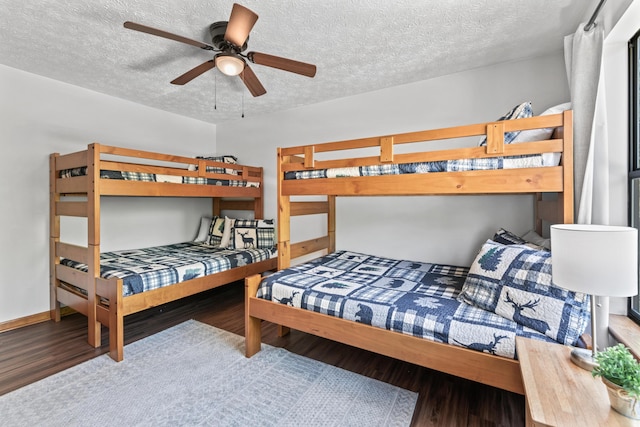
209;21;248;52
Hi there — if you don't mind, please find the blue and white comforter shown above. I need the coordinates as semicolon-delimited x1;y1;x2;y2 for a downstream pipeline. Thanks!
256;250;557;359
61;242;276;297
59;167;259;188
284;154;559;180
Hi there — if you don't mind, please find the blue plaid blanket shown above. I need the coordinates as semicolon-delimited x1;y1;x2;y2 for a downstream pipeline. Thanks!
283;155;546;180
256;250;557;359
61;242;275;297
59;167;258;188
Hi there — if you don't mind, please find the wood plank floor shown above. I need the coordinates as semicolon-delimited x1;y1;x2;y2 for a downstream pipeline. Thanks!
0;282;525;426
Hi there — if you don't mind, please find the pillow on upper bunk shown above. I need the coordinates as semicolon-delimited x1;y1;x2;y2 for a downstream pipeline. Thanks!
194;155;239;175
206;216;227;246
511;102;571;144
229;219;275;249
458;239;590;346
478;101;533;146
193;216;213;243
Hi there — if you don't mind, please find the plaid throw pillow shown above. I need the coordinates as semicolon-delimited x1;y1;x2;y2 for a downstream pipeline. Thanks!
230;219;275;249
478;101;533;146
458;239;590;346
206;216;226;246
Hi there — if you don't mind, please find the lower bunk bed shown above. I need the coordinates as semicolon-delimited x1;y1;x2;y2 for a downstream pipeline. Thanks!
245;108;579;394
245;242;588;395
57;239;276;361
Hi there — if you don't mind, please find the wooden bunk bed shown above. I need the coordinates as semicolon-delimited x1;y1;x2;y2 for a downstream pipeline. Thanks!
245;110;574;395
50;143;277;361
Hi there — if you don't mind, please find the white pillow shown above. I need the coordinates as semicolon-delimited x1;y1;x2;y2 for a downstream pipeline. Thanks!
193;216;212;242
219;216;235;248
511;102;571;144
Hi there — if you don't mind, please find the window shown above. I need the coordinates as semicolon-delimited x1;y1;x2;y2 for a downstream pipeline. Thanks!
629;28;640;321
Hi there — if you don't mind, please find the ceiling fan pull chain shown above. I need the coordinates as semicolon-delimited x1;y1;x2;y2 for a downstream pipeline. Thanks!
241;90;245;118
214;74;217;110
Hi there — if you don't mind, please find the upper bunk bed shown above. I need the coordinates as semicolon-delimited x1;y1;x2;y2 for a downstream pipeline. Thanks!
50;143;277;361
245;109;575;395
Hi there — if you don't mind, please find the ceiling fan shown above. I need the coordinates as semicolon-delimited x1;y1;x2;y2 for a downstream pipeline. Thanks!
123;3;316;97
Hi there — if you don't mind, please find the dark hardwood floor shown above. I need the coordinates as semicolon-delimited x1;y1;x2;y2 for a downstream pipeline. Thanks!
0;283;525;426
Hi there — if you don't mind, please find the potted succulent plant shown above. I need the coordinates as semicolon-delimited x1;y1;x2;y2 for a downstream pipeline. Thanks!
592;343;640;419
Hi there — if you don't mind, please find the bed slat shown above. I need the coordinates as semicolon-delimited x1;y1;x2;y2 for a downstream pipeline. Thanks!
56;287;88;316
290;201;329;216
55;201;87;218
290;236;330;260
56;242;88;264
56;176;88;194
56;264;90;292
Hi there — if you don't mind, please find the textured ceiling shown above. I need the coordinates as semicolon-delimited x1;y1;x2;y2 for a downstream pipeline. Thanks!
0;0;592;124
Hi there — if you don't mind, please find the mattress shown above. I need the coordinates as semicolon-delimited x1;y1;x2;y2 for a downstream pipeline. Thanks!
59;167;259;188
284;153;561;180
61;242;276;297
256;250;558;359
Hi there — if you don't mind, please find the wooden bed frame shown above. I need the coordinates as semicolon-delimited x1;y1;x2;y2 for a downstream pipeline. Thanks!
245;110;574;395
50;143;277;361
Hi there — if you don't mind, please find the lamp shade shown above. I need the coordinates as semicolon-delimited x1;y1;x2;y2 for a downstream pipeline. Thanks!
215;54;245;76
550;224;638;297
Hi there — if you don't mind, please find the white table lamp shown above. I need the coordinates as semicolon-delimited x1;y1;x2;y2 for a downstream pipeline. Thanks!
551;224;638;370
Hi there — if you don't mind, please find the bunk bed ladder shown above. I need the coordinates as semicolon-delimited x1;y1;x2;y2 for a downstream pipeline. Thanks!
49;144;102;349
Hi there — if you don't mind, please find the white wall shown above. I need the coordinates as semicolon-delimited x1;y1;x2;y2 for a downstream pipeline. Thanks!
217;53;571;266
0;65;216;323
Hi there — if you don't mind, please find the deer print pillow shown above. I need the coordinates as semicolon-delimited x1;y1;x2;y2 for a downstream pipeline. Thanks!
458;239;590;346
229;219;275;250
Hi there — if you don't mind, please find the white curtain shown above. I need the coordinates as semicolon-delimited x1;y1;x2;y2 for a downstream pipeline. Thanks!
564;21;610;349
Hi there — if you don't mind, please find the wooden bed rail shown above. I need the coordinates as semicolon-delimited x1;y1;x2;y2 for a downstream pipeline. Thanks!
277;198;335;270
52;143;263;188
280;113;567;171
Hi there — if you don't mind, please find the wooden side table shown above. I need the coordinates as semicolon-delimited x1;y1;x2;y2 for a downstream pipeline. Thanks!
516;337;639;426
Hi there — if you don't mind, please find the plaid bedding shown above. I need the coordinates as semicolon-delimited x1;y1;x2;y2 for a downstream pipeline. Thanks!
283;155;548;180
256;250;558;359
61;242;276;297
59;167;259;188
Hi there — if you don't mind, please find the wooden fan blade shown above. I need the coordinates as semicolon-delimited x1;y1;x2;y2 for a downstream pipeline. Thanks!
171;60;216;85
240;65;266;97
124;21;215;51
248;52;316;78
224;3;258;48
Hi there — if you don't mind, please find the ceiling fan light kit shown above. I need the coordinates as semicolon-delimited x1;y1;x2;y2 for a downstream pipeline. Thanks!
123;3;316;97
215;53;245;76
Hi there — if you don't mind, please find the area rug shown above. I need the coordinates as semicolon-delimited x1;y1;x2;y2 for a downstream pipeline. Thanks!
0;320;417;426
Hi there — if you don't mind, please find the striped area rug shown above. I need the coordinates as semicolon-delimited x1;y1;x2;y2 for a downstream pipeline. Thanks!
0;320;417;426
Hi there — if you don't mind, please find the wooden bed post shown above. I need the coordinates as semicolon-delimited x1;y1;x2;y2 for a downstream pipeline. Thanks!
254;166;264;219
212;198;221;217
245;274;262;357
107;278;124;361
49;153;61;322
328;195;336;253
87;144;101;348
277;148;291;270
